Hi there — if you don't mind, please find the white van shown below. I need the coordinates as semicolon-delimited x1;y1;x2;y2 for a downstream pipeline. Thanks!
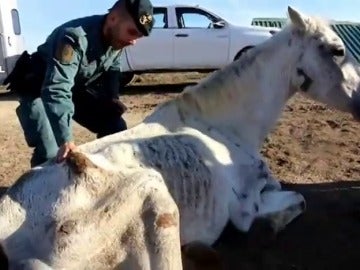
0;0;25;83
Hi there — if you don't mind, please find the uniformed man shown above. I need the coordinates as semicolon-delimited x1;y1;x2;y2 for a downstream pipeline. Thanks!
4;0;154;167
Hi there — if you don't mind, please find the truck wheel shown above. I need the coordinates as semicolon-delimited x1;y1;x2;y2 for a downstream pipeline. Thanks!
234;46;254;61
120;72;134;87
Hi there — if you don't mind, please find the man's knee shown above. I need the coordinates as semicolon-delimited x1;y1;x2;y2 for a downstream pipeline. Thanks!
117;116;127;130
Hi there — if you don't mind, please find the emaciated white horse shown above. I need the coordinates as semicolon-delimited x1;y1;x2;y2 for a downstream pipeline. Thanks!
1;6;360;270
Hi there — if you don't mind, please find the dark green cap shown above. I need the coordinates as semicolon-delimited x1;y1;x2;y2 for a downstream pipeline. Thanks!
125;0;154;36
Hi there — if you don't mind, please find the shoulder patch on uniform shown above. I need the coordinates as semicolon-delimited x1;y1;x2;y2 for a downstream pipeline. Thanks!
55;41;74;64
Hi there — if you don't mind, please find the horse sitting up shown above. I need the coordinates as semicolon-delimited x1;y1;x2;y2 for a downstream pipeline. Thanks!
0;6;359;270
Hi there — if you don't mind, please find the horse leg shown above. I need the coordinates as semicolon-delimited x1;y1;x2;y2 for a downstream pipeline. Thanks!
139;172;183;270
254;159;306;233
229;158;306;235
11;259;53;270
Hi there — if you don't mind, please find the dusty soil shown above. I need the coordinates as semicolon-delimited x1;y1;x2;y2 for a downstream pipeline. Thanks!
1;72;360;269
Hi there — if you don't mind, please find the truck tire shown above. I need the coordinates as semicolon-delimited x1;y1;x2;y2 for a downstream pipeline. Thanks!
234;46;254;61
120;72;134;87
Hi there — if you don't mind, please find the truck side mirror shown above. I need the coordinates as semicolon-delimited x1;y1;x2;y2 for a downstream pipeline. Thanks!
212;20;225;29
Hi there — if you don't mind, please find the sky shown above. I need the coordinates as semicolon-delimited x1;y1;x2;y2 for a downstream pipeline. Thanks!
17;0;360;53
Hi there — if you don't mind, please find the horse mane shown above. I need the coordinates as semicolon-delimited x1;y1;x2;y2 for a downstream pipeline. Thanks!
171;12;332;119
283;13;331;38
175;48;259;117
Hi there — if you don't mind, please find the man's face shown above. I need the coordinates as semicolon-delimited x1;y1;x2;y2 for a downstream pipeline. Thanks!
105;7;143;49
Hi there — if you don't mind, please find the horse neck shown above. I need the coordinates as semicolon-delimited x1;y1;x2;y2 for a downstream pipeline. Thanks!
180;27;299;151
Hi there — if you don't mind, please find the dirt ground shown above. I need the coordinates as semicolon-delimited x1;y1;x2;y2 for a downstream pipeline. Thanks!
1;72;360;269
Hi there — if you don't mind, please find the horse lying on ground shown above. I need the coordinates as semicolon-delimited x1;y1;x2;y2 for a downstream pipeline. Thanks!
1;6;360;270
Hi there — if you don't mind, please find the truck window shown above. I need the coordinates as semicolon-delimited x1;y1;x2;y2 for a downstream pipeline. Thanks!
11;9;21;35
175;7;219;29
153;7;168;28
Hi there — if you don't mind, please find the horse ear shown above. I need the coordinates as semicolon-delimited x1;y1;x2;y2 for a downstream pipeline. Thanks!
288;6;307;31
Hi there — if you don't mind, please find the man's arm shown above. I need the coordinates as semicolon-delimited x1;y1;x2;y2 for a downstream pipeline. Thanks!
41;31;82;147
103;51;127;114
104;50;122;99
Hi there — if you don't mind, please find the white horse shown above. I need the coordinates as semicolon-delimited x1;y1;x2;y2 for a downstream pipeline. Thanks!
1;6;360;270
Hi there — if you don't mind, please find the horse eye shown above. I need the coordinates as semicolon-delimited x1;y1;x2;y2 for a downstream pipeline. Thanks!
331;48;345;57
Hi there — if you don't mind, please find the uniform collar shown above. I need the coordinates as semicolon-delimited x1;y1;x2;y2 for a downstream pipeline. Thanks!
83;15;109;63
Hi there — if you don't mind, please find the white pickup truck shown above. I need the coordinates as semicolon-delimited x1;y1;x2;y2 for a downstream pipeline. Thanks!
119;4;279;85
0;0;25;84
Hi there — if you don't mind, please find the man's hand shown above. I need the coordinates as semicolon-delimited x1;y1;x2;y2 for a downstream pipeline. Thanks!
56;141;77;163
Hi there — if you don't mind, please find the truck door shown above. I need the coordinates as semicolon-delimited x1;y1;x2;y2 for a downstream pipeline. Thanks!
173;7;230;69
0;0;25;83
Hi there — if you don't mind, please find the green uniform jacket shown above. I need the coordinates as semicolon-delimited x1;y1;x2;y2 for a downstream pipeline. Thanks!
37;14;122;145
